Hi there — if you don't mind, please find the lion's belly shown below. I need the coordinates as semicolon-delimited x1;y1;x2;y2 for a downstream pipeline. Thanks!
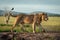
23;17;33;24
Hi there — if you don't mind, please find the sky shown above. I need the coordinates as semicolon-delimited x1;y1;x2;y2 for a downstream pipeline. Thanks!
0;0;60;14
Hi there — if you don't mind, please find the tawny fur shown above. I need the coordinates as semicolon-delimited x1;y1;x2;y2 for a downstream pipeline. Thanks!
11;13;48;33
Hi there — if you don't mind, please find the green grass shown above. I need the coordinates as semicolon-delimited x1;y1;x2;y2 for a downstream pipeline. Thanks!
0;16;60;32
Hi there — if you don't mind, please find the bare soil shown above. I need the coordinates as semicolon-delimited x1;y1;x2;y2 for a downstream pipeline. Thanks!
0;32;60;40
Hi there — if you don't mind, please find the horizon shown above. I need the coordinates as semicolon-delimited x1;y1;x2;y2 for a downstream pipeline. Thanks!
0;0;60;14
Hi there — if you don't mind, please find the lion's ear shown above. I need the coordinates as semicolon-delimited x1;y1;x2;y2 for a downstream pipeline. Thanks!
42;13;45;15
42;13;47;15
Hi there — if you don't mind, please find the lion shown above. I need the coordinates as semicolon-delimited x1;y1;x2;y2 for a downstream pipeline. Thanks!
11;12;48;33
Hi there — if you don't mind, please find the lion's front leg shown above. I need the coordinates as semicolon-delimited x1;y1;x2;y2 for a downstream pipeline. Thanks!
38;24;46;32
32;23;36;33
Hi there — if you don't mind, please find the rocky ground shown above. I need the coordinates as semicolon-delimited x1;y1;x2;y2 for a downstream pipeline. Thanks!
0;32;60;40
